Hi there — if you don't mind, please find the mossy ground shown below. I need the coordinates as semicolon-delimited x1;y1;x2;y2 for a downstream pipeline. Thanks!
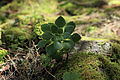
54;37;120;80
55;43;120;80
1;0;120;80
55;53;107;80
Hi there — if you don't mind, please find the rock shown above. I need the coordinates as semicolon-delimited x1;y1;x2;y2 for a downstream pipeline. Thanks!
74;40;112;54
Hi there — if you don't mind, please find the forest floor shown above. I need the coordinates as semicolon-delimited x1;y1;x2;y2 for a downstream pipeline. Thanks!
0;0;120;80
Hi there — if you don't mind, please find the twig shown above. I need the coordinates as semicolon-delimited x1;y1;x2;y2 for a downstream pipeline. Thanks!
7;55;17;71
44;68;57;80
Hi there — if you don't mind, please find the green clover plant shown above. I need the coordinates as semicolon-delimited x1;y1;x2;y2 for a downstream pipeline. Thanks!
37;16;81;60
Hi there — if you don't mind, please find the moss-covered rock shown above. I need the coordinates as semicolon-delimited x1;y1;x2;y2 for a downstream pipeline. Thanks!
55;53;108;80
55;41;120;80
55;51;120;80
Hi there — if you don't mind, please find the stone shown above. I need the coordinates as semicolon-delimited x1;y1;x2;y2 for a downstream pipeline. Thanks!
74;40;112;54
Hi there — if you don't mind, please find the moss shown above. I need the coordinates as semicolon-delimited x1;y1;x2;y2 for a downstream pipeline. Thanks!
0;0;59;25
55;50;120;80
98;55;120;80
55;53;108;80
111;43;120;64
1;27;34;49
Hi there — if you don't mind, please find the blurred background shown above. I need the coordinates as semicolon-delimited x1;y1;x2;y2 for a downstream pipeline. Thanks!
0;0;120;43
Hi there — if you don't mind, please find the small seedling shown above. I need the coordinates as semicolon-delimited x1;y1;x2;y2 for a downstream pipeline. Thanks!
37;16;81;60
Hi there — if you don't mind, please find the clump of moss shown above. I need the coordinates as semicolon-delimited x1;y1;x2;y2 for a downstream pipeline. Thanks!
56;51;120;80
98;55;120;80
1;27;34;49
55;53;107;80
111;43;120;64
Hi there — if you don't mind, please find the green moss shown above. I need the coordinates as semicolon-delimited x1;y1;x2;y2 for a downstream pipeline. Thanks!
55;50;120;80
0;0;59;25
56;53;108;80
111;43;120;64
1;27;34;49
98;55;120;80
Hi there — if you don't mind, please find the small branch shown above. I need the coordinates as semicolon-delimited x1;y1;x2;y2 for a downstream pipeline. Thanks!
44;68;57;80
7;55;17;71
